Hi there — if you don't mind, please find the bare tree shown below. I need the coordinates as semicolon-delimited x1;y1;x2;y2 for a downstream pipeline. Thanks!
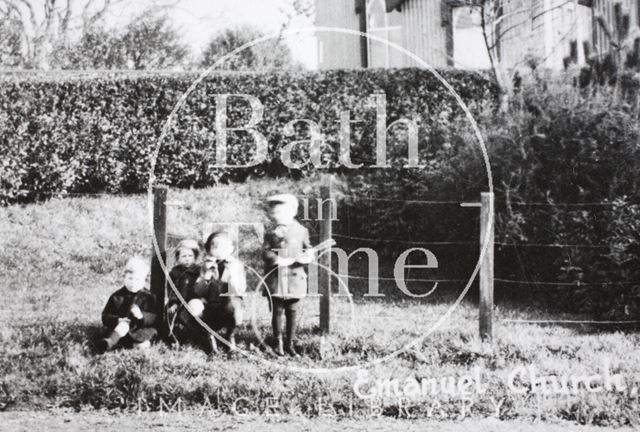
476;0;589;96
0;0;179;69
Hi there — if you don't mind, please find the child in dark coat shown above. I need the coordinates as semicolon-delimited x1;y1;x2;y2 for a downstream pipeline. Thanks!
183;231;247;354
165;239;201;344
262;194;314;357
97;257;157;353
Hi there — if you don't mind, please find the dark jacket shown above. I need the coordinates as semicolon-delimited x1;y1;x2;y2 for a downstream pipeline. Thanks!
262;220;311;299
101;287;157;331
189;256;247;304
167;264;201;306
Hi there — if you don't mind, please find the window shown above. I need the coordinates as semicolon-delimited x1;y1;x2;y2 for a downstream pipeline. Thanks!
451;6;491;69
366;0;404;68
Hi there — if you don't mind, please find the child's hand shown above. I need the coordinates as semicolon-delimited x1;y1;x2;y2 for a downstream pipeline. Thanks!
276;257;295;267
118;317;131;323
296;251;314;265
130;305;143;320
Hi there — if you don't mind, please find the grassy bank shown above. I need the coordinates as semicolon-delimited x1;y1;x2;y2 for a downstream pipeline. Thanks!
1;178;639;427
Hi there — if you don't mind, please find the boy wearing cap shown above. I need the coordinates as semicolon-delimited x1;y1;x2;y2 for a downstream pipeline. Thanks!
184;231;247;354
262;193;314;357
97;256;158;353
165;239;201;345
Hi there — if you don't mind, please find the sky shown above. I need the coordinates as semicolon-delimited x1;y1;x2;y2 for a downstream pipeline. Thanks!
111;0;319;69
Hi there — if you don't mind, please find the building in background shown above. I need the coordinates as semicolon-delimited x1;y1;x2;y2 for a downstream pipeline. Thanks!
315;0;640;71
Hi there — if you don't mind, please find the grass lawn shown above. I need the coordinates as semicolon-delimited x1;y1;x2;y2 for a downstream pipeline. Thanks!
1;178;640;427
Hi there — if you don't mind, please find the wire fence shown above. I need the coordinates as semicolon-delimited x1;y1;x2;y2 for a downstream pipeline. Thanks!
13;188;638;285
10;188;640;328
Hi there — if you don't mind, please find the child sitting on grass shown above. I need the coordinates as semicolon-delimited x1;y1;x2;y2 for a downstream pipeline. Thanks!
183;231;247;354
97;256;158;354
262;194;314;358
165;239;201;345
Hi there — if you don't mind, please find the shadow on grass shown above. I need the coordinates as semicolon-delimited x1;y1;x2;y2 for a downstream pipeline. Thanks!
11;319;103;352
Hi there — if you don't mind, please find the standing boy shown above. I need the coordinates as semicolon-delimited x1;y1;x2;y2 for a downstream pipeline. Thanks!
262;193;314;357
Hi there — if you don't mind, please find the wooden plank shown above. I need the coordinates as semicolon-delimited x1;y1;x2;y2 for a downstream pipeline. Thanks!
318;174;333;334
479;192;494;344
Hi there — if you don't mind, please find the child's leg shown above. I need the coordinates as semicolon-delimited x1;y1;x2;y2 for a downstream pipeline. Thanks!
271;298;285;356
284;299;301;357
225;326;236;350
187;299;205;318
200;302;225;355
96;320;130;353
128;327;158;350
223;298;243;350
165;303;180;344
180;299;208;345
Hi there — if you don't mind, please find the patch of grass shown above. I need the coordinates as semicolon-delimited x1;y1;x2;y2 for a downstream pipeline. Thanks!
1;178;640;426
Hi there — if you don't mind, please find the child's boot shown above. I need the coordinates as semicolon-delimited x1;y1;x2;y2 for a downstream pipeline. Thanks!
134;340;151;350
96;331;121;354
226;331;237;351
274;336;285;356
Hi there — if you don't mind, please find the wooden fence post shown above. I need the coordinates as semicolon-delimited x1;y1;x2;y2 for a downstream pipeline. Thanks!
479;192;494;344
318;175;333;334
151;186;168;328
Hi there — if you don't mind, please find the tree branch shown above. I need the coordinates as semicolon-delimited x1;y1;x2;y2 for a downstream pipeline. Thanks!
60;0;75;33
480;0;501;91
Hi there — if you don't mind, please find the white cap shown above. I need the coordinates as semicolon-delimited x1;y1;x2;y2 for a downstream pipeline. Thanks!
266;193;298;210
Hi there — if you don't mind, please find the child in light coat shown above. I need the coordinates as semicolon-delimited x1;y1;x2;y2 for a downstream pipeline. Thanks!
262;194;314;357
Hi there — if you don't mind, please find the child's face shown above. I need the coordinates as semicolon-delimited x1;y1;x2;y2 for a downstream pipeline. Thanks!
124;270;146;292
207;237;234;260
269;203;296;225
177;248;195;266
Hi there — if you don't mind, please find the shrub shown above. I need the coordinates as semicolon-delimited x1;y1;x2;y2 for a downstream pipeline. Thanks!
334;80;640;317
0;69;496;204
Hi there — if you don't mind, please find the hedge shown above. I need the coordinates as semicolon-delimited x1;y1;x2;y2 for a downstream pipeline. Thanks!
0;68;497;204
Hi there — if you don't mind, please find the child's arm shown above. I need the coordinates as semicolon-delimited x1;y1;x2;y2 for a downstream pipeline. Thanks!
101;295;122;329
227;261;247;296
262;232;295;267
295;228;315;265
189;263;212;300
132;294;157;327
262;232;279;266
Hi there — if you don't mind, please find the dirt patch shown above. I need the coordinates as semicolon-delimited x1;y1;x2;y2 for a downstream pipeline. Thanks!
1;411;635;432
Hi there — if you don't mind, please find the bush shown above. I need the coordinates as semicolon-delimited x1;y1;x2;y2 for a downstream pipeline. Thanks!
451;83;640;316
0;69;496;204
333;80;640;317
